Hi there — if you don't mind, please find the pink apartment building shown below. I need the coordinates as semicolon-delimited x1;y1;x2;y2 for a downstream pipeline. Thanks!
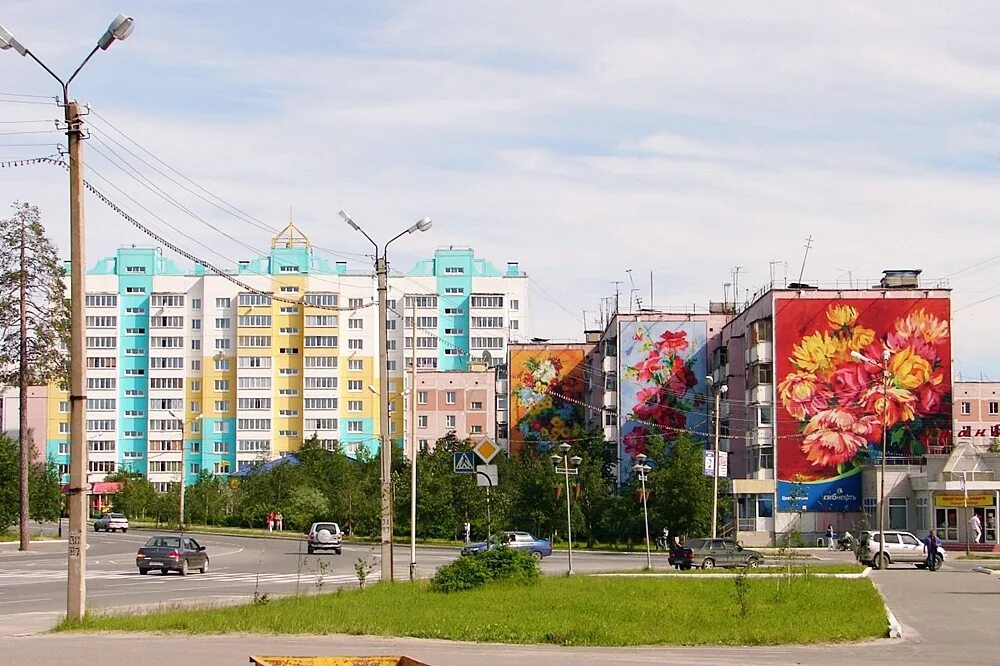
1;385;49;460
413;370;497;451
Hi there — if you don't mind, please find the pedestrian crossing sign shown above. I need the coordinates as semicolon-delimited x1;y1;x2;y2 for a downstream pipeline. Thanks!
453;452;476;473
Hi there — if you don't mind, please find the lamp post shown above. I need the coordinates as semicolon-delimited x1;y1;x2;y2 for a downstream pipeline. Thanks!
550;443;581;575
706;376;728;539
341;210;432;582
851;348;891;568
632;453;653;570
168;412;202;531
1;15;135;623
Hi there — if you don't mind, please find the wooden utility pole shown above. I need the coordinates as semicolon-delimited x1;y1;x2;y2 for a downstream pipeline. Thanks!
18;199;29;551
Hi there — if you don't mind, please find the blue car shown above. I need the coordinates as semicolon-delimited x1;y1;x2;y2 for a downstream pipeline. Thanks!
461;530;553;559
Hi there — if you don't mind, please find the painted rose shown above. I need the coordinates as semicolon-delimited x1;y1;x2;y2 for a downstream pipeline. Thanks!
800;408;873;469
657;329;689;353
778;371;832;421
791;331;843;374
861;385;916;428
888;309;949;362
624;427;649;457
830;363;874;406
888;346;933;391
635;351;663;383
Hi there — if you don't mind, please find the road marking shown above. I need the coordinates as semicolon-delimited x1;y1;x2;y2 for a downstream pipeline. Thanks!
0;597;48;606
0;569;378;587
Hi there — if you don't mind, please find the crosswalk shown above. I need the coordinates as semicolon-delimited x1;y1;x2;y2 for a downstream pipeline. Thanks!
0;568;378;588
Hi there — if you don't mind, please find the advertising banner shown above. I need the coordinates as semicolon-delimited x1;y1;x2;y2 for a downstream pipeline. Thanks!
934;493;994;508
775;298;951;511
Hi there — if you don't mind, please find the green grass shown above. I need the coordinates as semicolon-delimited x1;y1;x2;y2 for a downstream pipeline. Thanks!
56;575;888;646
0;531;59;543
598;563;866;575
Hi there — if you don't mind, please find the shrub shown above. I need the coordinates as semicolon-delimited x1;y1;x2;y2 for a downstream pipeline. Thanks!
430;546;540;593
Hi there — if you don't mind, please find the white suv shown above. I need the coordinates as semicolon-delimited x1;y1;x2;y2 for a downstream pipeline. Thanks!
857;530;946;569
306;521;342;555
94;512;129;533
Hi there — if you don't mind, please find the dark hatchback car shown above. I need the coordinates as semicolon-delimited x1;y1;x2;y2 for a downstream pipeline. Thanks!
671;538;763;569
136;535;209;576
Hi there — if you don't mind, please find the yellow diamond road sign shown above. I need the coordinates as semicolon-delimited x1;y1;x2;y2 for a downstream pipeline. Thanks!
473;438;499;464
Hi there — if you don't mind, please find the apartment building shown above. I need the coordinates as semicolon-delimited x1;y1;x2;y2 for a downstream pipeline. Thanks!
412;370;497;450
46;226;528;488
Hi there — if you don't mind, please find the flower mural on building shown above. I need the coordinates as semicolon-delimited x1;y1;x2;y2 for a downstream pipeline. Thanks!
619;321;708;466
509;346;588;454
775;299;951;511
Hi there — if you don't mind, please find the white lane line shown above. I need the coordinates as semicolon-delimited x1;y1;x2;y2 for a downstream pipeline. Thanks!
0;597;48;606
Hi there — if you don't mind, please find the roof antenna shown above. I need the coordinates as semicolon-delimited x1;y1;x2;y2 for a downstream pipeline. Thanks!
797;235;813;284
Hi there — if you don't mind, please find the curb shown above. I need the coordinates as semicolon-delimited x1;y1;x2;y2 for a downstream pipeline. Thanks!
867;577;903;640
591;568;872;579
973;566;1000;576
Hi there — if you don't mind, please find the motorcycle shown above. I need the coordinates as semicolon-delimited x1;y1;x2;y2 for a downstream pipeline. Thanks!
837;534;856;551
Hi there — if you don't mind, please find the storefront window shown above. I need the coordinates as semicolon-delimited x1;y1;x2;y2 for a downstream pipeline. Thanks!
915;497;928;531
757;494;773;518
888;497;907;530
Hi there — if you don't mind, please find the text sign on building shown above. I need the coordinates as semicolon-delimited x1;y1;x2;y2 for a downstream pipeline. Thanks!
934;493;994;508
703;451;728;478
473;438;500;464
453;452;476;474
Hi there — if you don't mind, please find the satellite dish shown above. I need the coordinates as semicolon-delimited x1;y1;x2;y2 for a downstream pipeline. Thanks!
482;350;493;366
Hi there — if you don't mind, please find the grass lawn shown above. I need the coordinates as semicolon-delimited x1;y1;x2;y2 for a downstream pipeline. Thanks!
0;531;59;543
599;563;866;575
57;575;888;646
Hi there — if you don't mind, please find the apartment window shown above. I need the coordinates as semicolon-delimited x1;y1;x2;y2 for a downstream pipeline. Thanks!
150;316;183;328
470;425;483;434
214;358;231;371
191;359;201;371
86;398;115;411
444;266;465;274
510;299;519;311
347;339;363;350
347;421;363;433
238;418;271;430
304;377;337;389
417;415;428;429
238;439;271;453
123;369;144;376
471;316;504;328
750;318;773;344
444;307;463;315
191;319;201;330
190;463;201;474
214;380;230;392
239;336;272;348
279;327;299;334
405;295;438;308
214;400;230;412
150;398;183;410
213;462;230;475
238;315;272;327
123;409;143;417
280;285;300;293
304;356;338;368
347;400;363;412
304;398;337;410
510;320;519;330
278;368;299;376
991;402;999;415
445;415;456;428
471;401;483;410
86;316;117;328
278;388;299;396
59;422;70;434
446;391;456;405
151;336;184;348
347;380;363;392
280;306;300;314
348;298;364;309
191;298;201;309
88;440;116;453
470;295;503;308
191;380;201;391
961;402;971;415
150;377;184;389
416;357;438;369
239;356;271;369
304;293;338;307
386;319;396;330
238;376;272;390
471;337;504;349
238;293;272;306
278;265;299;273
304;336;337;348
213;441;230;454
88;460;117;473
348;318;363;329
215;298;231;308
444;287;464;295
304;418;338;430
278;409;299;417
348;359;363;371
86;336;117;349
126;307;145;314
150;357;183;369
386;360;397;372
125;286;145;294
444;328;464;335
124;327;145;335
888;497;908;530
151;294;184;307
126;390;145;397
278;347;299;355
386;340;397;351
191;339;201;350
405;316;439;329
238;397;271;410
87;378;116;390
305;315;338;327
86;419;115;431
85;294;117;307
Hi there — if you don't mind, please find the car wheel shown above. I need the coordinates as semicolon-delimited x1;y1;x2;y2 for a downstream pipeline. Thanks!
702;558;715;570
531;550;543;560
307;545;314;555
335;548;342;555
873;553;888;570
93;525;99;532
200;557;209;574
746;556;760;568
935;554;944;570
138;568;148;575
159;568;168;575
179;559;189;576
123;528;127;533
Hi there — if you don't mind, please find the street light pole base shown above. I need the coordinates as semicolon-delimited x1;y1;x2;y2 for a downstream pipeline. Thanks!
409;562;416;581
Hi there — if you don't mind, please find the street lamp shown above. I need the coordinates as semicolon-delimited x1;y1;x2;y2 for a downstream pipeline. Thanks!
550;443;581;575
341;210;432;583
705;376;728;538
1;14;135;623
632;453;653;570
168;411;202;532
850;348;891;568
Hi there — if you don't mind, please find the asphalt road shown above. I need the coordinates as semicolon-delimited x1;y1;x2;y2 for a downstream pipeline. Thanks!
0;525;666;635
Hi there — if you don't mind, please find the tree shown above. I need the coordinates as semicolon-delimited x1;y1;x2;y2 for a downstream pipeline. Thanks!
645;432;714;538
0;435;20;531
28;456;63;522
0;435;62;531
106;470;157;520
0;202;70;550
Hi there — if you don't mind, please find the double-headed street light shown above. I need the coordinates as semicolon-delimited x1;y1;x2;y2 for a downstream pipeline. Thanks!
1;14;135;623
851;348;892;567
632;453;653;570
705;376;728;539
341;210;432;582
550;443;581;575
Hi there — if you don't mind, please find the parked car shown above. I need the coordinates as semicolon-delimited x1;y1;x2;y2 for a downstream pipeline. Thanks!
677;538;764;569
135;535;209;576
857;530;946;569
94;512;129;533
461;531;553;559
306;522;343;555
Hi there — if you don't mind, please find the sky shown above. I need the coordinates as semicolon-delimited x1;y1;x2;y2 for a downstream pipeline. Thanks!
2;1;1000;378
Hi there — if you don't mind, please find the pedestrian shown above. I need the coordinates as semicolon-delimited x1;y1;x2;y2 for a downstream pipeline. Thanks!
267;511;275;533
276;512;284;532
923;529;940;571
463;521;471;545
970;512;982;544
826;524;835;550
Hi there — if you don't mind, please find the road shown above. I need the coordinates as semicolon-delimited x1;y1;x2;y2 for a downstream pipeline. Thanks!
0;526;661;636
3;531;998;665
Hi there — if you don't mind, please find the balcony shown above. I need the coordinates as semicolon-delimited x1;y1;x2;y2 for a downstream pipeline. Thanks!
602;355;617;373
748;385;773;405
603;390;617;408
746;342;772;365
603;424;618;441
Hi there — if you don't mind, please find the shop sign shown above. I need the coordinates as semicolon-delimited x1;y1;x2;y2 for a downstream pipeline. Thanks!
934;493;995;508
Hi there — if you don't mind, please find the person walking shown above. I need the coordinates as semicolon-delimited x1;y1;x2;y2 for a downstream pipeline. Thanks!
826;524;835;550
276;512;284;532
923;529;940;571
970;512;983;544
267;511;275;533
463;521;471;545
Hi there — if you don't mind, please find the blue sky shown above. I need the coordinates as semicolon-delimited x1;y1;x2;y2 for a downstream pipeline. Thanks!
3;1;1000;377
